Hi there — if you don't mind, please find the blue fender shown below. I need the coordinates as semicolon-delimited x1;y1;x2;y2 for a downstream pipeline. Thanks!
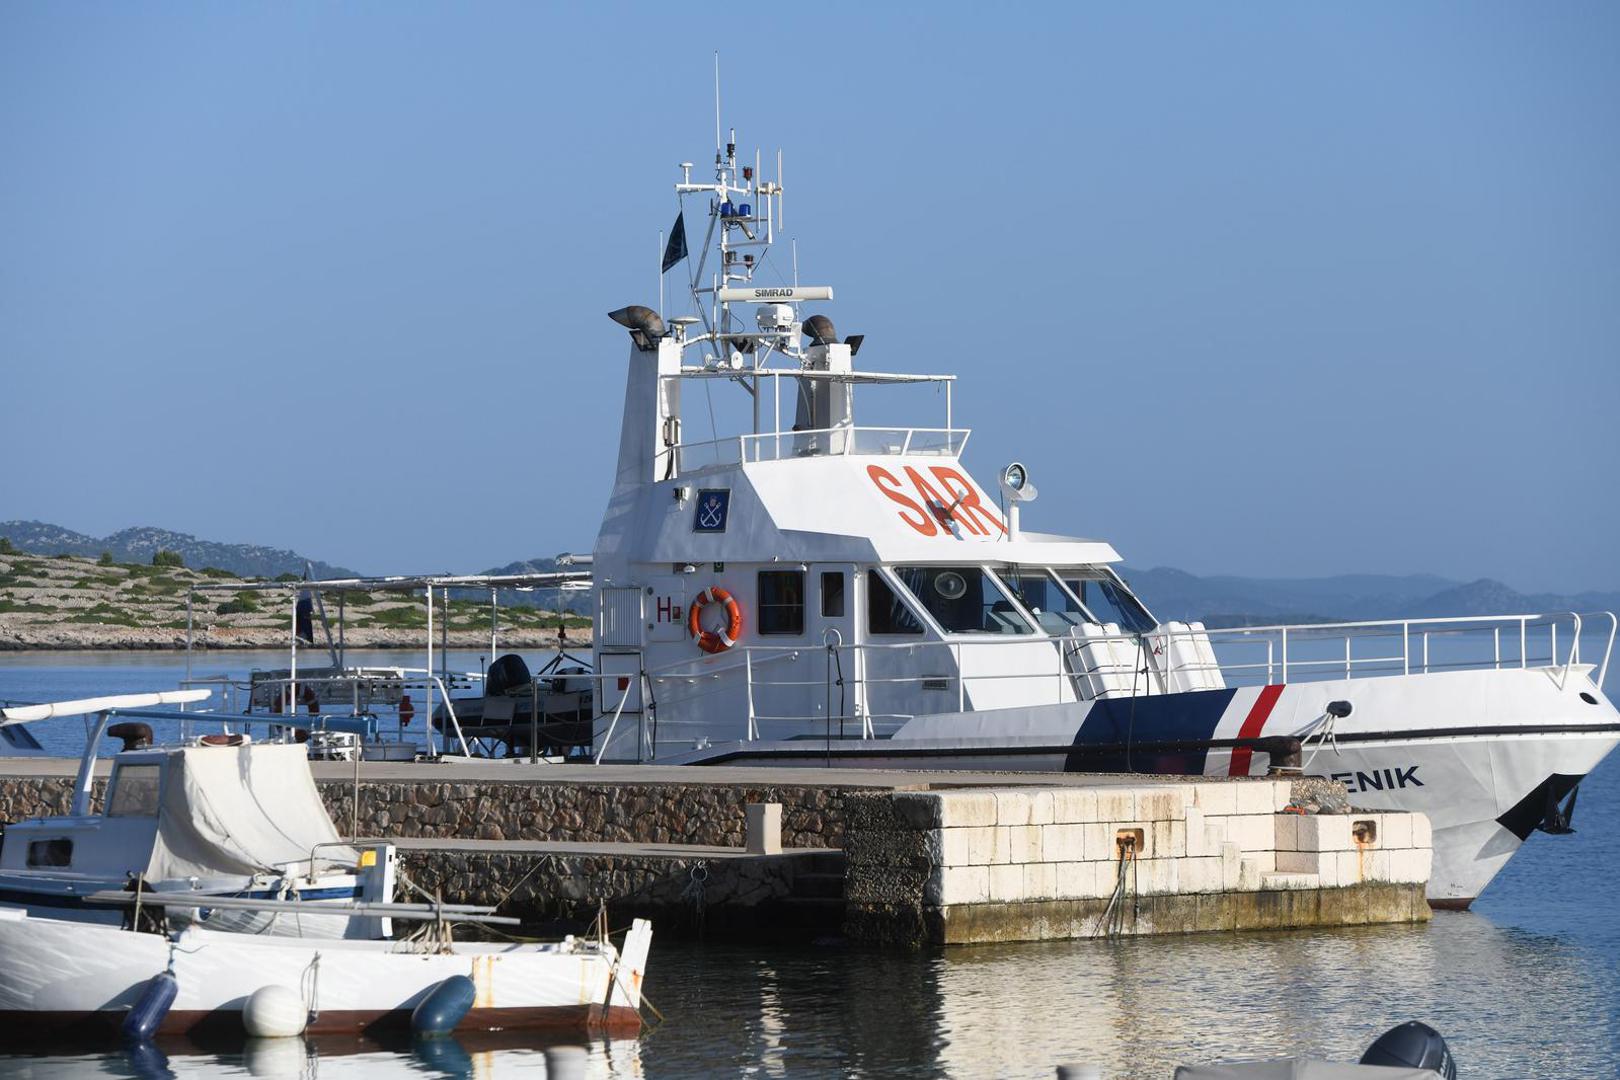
411;974;477;1038
122;970;179;1042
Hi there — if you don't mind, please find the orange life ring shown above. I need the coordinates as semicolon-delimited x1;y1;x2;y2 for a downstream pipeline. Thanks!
688;586;743;654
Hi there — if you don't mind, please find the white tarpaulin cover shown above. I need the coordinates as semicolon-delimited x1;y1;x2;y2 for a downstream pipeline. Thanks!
145;744;354;880
1175;1061;1441;1079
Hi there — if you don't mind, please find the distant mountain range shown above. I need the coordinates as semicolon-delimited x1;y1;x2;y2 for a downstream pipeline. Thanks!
1118;566;1620;627
3;520;1613;624
0;520;359;580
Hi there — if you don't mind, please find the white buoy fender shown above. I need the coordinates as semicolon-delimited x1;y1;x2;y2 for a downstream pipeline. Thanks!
243;984;307;1038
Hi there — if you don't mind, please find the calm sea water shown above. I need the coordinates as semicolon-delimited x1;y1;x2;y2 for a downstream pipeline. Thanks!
0;653;1615;1078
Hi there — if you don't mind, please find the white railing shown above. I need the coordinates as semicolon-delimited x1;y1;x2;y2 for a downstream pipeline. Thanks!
625;611;1617;749
641;638;1078;747
674;426;969;472
180;669;475;757
1192;611;1615;691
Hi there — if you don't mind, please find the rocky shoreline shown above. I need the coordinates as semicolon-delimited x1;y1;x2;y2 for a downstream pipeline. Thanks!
0;551;591;653
0;628;594;652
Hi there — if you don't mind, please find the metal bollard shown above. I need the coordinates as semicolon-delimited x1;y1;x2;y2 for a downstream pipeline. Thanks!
1056;1067;1102;1080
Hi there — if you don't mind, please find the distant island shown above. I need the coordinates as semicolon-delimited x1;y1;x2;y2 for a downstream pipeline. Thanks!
0;543;588;652
0;520;362;581
0;519;1614;651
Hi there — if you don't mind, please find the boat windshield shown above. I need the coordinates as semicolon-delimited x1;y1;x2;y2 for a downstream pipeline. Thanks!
999;568;1089;635
1061;571;1156;633
892;566;1035;636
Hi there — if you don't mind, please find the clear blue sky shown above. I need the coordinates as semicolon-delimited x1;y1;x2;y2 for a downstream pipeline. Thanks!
2;3;1616;592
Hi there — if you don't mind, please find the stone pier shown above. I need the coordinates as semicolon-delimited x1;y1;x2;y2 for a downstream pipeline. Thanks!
843;779;1431;947
0;762;1432;945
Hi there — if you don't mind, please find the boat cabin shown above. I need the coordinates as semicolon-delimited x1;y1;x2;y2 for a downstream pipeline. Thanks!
0;733;387;935
0;748;169;883
589;138;1222;762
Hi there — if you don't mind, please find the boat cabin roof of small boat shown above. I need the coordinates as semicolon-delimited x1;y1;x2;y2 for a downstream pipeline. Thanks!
0;692;357;883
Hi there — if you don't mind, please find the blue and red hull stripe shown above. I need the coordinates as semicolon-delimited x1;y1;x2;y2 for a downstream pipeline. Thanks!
1227;684;1285;777
1065;687;1238;773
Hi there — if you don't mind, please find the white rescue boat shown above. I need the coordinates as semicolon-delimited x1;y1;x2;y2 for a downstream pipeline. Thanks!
576;112;1620;909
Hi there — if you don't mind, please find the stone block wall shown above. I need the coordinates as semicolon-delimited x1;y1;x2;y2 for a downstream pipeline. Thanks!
0;777;91;822
1273;809;1433;888
397;847;834;940
0;773;850;849
316;778;850;848
844;780;1433;946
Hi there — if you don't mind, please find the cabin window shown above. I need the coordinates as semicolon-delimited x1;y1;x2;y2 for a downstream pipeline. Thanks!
1064;573;1156;633
757;571;805;635
894;566;1034;636
27;838;72;868
107;764;162;818
1001;569;1088;635
821;572;846;618
868;571;923;635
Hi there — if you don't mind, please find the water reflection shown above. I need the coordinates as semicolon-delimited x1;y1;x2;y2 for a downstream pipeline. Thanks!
0;1033;644;1079
923;917;1615;1077
11;916;1605;1079
2;657;1617;1077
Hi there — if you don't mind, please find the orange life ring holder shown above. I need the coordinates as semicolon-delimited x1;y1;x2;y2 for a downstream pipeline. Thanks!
688;586;743;654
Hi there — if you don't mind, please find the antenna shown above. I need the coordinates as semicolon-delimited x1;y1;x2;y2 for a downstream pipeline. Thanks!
658;230;664;318
792;239;799;287
713;53;722;157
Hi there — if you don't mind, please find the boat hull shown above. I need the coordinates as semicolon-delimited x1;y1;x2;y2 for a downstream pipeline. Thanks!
0;911;650;1038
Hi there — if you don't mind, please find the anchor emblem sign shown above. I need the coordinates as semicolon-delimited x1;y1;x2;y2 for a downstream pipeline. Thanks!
693;489;731;533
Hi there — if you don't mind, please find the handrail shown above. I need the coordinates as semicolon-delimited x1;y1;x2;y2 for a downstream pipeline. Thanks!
675;425;970;469
631;610;1616;744
593;680;636;765
643;648;802;682
1599;612;1618;687
1185;611;1591;636
428;676;471;757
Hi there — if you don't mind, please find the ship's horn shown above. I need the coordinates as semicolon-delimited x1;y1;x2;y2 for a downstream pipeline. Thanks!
802;314;838;347
607;306;667;350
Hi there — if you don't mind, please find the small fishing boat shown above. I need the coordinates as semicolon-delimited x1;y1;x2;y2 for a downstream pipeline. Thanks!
0;692;392;938
180;570;592;762
0;905;651;1039
429;651;596;759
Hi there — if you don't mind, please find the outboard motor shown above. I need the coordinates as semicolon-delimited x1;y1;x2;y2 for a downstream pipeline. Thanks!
485;653;532;698
1359;1021;1457;1078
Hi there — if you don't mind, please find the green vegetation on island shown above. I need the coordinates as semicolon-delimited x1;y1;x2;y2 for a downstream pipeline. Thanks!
0;548;589;651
